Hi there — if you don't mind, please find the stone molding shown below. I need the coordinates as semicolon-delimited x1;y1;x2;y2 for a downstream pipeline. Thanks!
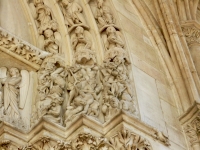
0;27;51;70
0;112;169;149
180;102;200;147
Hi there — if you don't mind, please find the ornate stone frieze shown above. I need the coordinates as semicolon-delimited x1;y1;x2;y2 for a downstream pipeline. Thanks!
0;27;50;70
29;0;62;53
31;54;137;126
88;0;137;120
0;140;11;150
16;128;152;150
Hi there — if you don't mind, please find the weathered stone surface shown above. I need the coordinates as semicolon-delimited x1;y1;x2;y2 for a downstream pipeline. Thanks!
2;0;200;150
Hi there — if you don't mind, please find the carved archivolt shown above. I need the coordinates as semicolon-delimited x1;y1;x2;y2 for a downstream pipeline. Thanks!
29;0;62;53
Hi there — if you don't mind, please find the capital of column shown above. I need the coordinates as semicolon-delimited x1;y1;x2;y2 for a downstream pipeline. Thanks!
180;102;200;149
182;21;200;46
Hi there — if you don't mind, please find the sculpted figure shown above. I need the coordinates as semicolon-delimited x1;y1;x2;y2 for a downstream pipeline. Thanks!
65;65;81;107
3;68;21;119
102;95;119;121
71;26;96;65
105;26;124;51
95;5;114;28
31;0;52;30
29;0;61;53
97;0;104;8
0;68;29;120
43;29;59;54
72;26;92;52
35;56;66;125
100;56;136;120
64;65;101;123
59;0;87;29
65;91;94;123
44;98;63;124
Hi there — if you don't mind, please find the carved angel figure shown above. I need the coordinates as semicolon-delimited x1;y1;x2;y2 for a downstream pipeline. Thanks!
0;67;29;119
59;0;87;29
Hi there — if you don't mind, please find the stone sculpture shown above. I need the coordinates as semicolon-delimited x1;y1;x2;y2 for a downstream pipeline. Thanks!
58;0;88;32
95;5;115;28
0;29;50;68
18;128;153;150
32;55;66;125
64;64;101;123
0;67;29;128
29;0;61;53
71;26;96;65
104;26;124;51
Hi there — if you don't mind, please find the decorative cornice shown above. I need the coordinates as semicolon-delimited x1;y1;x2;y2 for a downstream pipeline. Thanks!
0;112;170;147
0;27;51;70
16;128;153;150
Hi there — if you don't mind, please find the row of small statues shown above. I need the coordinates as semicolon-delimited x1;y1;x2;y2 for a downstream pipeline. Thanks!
29;0;121;53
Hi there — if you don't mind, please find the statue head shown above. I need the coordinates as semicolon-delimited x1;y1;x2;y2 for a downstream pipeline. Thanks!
9;68;20;77
51;21;58;31
97;0;104;8
34;0;43;4
62;0;73;6
44;29;53;38
75;26;84;34
110;96;119;108
106;26;116;35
